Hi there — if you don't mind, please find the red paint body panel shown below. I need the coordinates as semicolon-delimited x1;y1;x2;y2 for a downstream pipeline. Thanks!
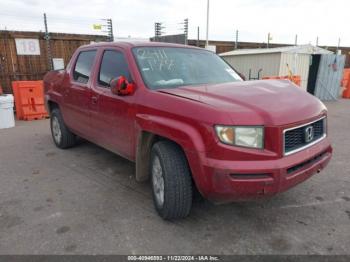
44;41;332;202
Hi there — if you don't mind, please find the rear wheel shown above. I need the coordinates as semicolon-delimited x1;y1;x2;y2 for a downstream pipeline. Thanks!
50;108;76;149
150;141;193;220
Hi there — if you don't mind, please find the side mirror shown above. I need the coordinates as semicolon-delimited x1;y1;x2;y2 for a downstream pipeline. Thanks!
110;76;135;96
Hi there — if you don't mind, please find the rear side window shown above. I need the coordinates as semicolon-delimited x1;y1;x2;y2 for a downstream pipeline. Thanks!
73;50;97;84
98;50;130;87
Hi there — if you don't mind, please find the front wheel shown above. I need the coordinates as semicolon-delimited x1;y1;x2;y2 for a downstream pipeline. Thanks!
50;108;76;149
150;141;193;220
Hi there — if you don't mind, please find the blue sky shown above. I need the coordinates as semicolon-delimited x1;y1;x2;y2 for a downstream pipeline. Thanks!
0;0;349;46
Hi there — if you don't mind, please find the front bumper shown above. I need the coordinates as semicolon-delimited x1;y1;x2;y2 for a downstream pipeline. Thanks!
189;138;332;203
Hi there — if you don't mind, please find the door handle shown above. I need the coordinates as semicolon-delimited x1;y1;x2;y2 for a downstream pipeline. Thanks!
91;96;98;104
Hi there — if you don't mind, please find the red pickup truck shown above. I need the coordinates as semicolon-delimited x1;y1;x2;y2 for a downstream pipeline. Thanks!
44;42;332;219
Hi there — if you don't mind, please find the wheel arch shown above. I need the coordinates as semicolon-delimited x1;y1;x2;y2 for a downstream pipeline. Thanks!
47;100;59;113
135;115;206;185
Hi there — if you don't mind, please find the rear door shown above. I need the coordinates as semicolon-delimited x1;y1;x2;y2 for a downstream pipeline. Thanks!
63;50;97;138
90;48;136;160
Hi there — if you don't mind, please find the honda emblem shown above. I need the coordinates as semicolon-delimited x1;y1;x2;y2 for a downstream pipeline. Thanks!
304;126;314;143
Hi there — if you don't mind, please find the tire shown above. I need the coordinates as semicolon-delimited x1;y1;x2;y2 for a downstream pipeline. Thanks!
50;108;76;149
150;141;193;220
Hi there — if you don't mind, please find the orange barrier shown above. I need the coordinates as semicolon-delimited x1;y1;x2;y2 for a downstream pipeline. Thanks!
343;81;350;99
342;69;350;98
11;81;49;120
286;76;301;87
262;75;301;87
262;76;281;80
342;69;350;87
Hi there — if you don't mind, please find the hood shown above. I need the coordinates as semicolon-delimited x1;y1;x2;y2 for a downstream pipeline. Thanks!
157;80;326;126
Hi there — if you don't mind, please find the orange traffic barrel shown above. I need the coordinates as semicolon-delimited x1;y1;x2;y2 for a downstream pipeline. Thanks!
11;81;49;120
342;69;350;89
343;80;350;99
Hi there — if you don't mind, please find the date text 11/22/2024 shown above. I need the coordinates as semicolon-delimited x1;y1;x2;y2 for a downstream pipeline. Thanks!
127;255;220;261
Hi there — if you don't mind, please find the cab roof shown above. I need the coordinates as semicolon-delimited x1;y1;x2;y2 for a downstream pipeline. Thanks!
80;41;202;50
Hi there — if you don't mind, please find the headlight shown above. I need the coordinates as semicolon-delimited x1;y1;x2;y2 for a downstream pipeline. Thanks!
215;126;264;149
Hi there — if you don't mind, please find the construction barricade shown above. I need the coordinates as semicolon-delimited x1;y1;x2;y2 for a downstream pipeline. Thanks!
262;75;301;87
11;81;49;120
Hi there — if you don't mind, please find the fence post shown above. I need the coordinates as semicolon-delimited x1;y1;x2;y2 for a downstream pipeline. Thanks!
44;13;53;70
107;18;114;42
235;30;238;49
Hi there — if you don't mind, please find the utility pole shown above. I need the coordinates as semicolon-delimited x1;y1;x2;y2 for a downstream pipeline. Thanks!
337;37;341;52
267;32;271;48
106;19;114;42
235;30;239;49
43;13;53;70
205;0;210;48
154;22;164;41
295;34;298;46
184;18;189;45
316;36;319;46
197;26;200;47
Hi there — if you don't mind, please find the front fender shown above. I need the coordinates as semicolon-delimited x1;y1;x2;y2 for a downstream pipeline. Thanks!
135;114;213;195
135;114;207;153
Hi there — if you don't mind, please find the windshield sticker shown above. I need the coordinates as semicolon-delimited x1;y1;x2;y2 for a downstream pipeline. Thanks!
137;48;175;72
155;79;184;86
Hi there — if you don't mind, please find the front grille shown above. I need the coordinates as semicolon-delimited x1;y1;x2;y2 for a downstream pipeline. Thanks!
287;151;328;175
284;118;326;155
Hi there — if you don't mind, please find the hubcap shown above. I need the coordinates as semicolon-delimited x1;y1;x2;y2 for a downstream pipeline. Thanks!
52;116;62;144
152;156;164;207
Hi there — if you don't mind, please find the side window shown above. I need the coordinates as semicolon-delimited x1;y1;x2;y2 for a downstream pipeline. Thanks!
98;50;130;87
73;50;97;84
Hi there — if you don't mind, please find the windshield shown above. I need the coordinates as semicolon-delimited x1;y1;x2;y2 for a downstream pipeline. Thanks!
132;47;242;90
